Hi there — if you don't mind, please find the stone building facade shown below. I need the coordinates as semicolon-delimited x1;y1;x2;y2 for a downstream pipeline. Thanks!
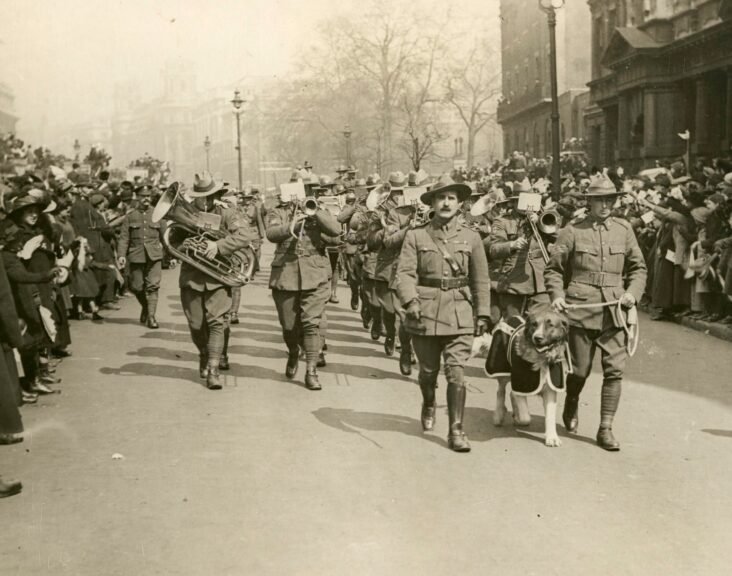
586;0;732;171
497;0;592;158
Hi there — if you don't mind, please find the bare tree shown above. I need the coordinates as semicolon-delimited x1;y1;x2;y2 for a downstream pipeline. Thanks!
397;33;446;171
445;39;502;168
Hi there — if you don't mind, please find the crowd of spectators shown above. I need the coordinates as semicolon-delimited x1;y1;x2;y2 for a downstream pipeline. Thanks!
453;150;732;324
0;134;176;496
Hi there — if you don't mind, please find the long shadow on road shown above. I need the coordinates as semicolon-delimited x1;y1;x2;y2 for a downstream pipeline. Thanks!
312;407;445;449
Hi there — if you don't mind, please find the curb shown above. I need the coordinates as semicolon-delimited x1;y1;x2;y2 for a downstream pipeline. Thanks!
674;316;732;343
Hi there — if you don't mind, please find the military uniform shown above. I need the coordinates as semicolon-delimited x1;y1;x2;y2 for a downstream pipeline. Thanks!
179;203;252;388
545;211;646;448
366;212;403;354
397;207;491;452
266;204;342;390
489;213;551;317
359;213;382;338
117;204;165;327
337;202;366;310
228;198;264;324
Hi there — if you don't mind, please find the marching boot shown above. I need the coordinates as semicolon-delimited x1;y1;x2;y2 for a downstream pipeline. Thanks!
350;285;359;311
137;293;148;324
370;306;382;340
145;292;159;329
206;362;222;390
360;293;372;328
286;351;299;379
199;354;208;379
382;312;396;356
283;330;300;379
220;324;231;371
562;375;586;433
446;368;471;452
302;330;322;390
418;372;437;431
398;327;412;376
305;366;322;391
317;351;327;368
597;378;622;451
230;287;241;324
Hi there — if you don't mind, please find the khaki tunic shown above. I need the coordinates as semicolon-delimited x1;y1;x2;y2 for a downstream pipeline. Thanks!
544;216;647;331
266;206;342;291
396;218;491;336
117;207;165;263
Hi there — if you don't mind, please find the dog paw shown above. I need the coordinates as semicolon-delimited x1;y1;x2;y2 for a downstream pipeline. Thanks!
544;435;562;447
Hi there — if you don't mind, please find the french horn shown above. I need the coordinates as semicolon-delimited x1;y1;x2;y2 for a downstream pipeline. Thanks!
152;182;254;287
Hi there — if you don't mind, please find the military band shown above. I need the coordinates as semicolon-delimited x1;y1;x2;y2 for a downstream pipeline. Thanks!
153;165;647;454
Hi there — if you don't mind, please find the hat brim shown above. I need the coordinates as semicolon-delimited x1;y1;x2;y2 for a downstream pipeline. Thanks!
188;181;225;198
420;183;471;205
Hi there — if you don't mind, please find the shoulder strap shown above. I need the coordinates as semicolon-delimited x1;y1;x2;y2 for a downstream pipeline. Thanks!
424;226;464;276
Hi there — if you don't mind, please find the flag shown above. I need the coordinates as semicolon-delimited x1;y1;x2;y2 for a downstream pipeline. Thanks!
678;130;690;141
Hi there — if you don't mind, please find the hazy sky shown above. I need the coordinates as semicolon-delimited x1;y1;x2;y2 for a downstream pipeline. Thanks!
1;0;500;144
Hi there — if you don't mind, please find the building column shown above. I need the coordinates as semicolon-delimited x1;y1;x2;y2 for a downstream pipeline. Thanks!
694;76;709;156
617;93;630;159
643;84;684;163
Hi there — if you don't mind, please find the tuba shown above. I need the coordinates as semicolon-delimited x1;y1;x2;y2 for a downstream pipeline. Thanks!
152;182;254;287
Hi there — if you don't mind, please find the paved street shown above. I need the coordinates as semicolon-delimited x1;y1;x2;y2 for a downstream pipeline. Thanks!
2;246;732;576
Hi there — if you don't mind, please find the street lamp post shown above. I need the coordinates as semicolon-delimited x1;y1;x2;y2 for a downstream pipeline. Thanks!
231;89;245;191
73;139;81;161
204;136;211;172
343;123;352;167
539;0;565;201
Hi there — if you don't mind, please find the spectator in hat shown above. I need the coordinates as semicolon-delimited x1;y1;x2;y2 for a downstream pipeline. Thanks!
84;193;118;312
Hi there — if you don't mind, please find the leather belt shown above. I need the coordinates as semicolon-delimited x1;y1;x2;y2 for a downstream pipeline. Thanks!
574;271;622;287
418;277;469;290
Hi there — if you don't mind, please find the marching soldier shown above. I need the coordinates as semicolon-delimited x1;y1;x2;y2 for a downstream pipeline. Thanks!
266;192;342;390
179;173;254;390
488;179;552;424
367;172;407;357
117;186;165;329
396;175;492;452
228;188;265;324
337;189;367;310
545;174;647;451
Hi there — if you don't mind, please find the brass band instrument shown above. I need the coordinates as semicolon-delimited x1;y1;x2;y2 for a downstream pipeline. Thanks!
152;182;254;287
523;208;560;264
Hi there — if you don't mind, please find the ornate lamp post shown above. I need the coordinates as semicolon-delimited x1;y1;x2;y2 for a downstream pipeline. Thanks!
204;135;211;171
73;138;81;161
539;0;565;201
343;123;352;167
231;89;245;191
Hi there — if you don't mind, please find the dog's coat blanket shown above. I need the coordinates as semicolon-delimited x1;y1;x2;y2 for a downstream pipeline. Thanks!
485;316;566;396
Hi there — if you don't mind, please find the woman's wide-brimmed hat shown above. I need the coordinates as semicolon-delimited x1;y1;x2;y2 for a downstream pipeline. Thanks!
7;194;41;216
420;173;471;205
188;171;225;198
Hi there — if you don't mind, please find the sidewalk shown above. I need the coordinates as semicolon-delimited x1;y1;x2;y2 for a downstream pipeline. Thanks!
641;309;732;343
